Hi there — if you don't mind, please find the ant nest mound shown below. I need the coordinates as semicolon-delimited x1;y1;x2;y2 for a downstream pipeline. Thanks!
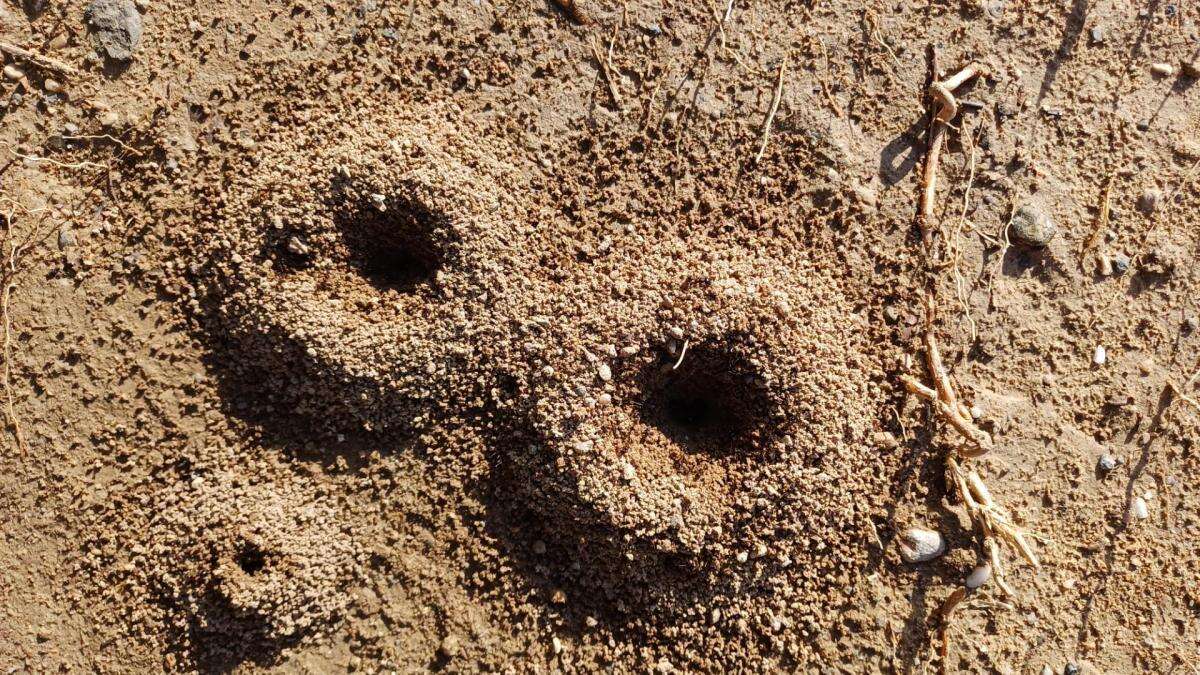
147;473;363;649
203;106;532;432
506;250;886;615
197;99;892;624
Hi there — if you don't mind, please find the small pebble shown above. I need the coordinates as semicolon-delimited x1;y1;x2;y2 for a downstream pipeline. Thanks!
58;226;76;249
1089;26;1104;43
1111;253;1130;275
1131;496;1149;520
551;636;562;654
621;462;636;481
965;563;991;589
286;237;309;255
668;326;684;339
597;363;612;381
85;0;144;61
1041;666;1054;675
43;78;63;93
1151;62;1175;78
1092;345;1107;366
639;22;663;36
1008;204;1057;248
3;64;24;81
898;527;945;564
1064;664;1081;675
439;635;460;658
1137;188;1162;214
1098;454;1119;472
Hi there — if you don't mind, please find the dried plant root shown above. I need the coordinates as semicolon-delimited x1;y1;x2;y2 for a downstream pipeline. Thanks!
906;53;1041;671
919;63;984;247
949;457;1040;582
902;296;993;457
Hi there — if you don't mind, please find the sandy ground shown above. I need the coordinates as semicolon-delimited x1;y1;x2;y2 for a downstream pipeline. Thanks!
1;0;1199;672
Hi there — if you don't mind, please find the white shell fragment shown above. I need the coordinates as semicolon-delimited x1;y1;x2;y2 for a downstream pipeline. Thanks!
1131;496;1149;520
1151;62;1175;77
899;527;946;564
966;563;992;589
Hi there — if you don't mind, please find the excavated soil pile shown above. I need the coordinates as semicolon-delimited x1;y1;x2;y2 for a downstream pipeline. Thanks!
111;77;898;664
14;2;1199;672
182;88;897;634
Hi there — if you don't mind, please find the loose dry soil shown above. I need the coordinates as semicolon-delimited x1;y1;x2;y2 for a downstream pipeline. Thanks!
1;0;1199;672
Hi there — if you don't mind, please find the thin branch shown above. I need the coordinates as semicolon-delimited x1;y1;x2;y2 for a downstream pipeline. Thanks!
754;57;786;164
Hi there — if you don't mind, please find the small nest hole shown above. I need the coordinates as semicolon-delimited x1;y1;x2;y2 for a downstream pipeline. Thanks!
335;191;450;293
638;344;773;458
236;541;267;575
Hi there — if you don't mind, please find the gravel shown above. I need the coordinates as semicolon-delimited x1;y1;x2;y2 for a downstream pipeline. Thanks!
85;0;143;61
1008;204;1057;248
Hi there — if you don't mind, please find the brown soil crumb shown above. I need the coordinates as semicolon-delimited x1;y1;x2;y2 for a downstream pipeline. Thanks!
2;0;1198;673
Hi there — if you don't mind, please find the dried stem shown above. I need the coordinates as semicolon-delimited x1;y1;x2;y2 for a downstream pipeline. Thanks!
918;63;984;248
1;202;28;456
754;57;786;164
589;40;623;110
905;54;1041;669
0;41;81;78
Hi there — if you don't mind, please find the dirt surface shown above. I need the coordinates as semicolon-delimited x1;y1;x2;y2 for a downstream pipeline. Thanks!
2;0;1199;672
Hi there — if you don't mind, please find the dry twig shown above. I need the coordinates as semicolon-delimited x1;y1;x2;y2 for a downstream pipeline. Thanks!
754;58;786;164
0;41;81;78
589;40;623;110
1;201;29;456
905;54;1042;669
918;63;983;247
1081;173;1115;272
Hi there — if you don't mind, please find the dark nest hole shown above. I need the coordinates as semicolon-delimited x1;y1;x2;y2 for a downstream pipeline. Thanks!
333;189;453;293
636;343;774;459
235;540;267;575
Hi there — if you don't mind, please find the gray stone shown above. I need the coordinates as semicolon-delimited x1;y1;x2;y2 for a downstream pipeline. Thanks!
1111;252;1130;274
58;226;76;249
1098;454;1119;472
1008;204;1057;248
85;0;143;61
